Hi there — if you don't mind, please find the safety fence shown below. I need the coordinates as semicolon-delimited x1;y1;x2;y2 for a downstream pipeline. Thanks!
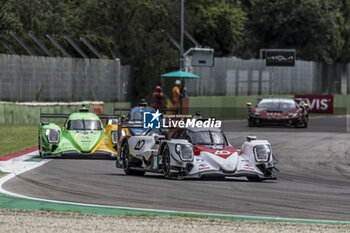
0;54;130;102
0;102;130;125
1;54;350;102
186;57;350;96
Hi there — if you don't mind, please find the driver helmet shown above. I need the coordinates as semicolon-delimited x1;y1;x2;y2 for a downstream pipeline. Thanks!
155;86;161;92
139;99;148;107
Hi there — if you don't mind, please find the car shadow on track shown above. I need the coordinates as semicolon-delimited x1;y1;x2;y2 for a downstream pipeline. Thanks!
43;156;116;160
105;173;277;183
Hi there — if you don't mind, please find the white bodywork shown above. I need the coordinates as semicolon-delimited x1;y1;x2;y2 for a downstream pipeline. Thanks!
117;135;277;180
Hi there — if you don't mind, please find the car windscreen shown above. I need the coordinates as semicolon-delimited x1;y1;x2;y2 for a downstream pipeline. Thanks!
188;131;227;145
211;131;227;145
130;111;143;121
257;100;296;111
67;120;102;130
129;107;155;121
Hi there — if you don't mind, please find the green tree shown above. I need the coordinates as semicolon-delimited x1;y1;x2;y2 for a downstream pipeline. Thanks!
337;0;350;62
74;0;180;102
0;0;22;53
0;0;76;55
0;0;21;35
238;0;343;64
188;0;246;57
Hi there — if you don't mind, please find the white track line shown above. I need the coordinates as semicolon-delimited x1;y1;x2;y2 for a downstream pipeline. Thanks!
0;151;349;224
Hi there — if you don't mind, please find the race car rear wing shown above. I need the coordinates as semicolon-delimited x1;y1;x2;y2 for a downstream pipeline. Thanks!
40;113;138;131
40;113;122;119
40;113;70;118
40;113;124;125
120;123;143;129
294;98;307;103
114;107;178;114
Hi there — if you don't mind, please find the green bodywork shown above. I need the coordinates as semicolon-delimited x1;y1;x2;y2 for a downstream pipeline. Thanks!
38;108;112;157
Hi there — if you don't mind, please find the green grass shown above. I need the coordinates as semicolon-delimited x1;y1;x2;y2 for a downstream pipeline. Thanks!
0;125;38;157
124;213;154;217
124;213;215;219
39;208;82;213
170;213;211;219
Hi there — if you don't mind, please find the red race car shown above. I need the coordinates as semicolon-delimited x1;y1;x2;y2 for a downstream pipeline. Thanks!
247;98;309;128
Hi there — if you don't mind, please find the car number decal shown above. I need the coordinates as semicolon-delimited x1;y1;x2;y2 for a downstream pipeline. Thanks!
214;150;231;155
134;139;145;150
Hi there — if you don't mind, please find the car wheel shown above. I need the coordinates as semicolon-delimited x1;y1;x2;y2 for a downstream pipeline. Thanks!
162;145;172;179
248;120;255;127
302;120;308;128
302;116;308;128
296;116;308;128
38;136;45;158
246;176;262;182
121;142;145;176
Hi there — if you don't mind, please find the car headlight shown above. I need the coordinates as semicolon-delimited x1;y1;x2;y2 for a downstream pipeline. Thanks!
121;129;126;137
253;144;271;162
112;129;126;144
111;130;118;144
175;144;193;162
45;128;60;143
250;111;260;116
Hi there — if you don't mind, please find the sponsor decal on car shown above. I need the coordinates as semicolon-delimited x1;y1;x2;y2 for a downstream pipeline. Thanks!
244;163;255;171
198;163;211;171
207;146;226;149
134;139;145;150
195;145;236;159
214;150;231;156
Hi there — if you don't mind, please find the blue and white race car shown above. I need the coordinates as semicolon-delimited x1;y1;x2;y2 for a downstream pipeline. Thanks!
115;100;155;136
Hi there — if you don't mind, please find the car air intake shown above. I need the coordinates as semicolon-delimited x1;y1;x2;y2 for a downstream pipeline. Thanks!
51;145;58;152
186;163;194;172
266;110;282;113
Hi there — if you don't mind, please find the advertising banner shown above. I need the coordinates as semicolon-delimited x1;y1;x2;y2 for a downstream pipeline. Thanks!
294;94;334;114
265;51;295;66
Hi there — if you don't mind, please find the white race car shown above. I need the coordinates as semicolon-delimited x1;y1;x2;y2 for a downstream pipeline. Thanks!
115;127;278;181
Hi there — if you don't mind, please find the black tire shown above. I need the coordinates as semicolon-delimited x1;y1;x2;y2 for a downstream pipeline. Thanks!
248;120;255;127
296;116;308;128
302;120;308;128
38;136;45;158
162;145;172;179
302;116;308;128
120;142;145;176
247;176;262;182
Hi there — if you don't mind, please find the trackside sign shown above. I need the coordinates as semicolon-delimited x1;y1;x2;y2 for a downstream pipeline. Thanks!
294;94;334;114
265;51;295;66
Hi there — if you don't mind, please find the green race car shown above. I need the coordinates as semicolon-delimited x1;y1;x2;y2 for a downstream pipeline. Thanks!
38;106;126;159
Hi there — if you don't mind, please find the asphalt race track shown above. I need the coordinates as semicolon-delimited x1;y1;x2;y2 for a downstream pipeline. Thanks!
3;116;350;221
